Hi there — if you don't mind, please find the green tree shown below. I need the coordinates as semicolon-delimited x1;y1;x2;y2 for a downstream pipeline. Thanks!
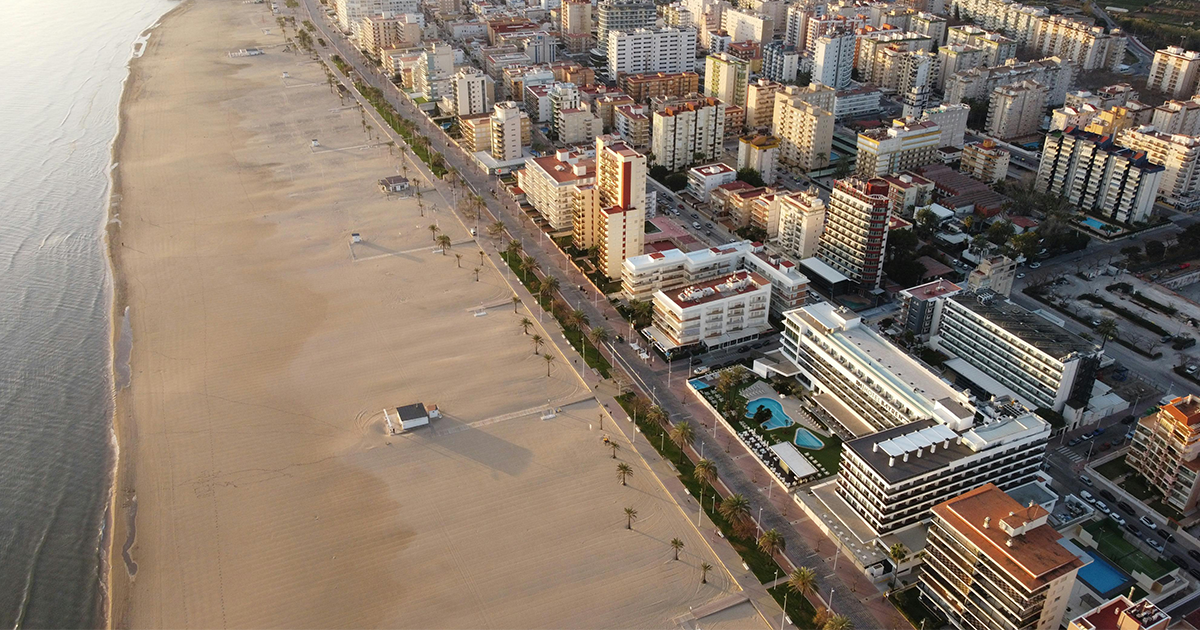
521;254;539;282
833;159;852;179
664;172;688;191
887;542;909;590
719;494;752;533
670;537;685;560
693;459;717;517
1095;318;1119;350
986;220;1015;246
616;462;633;486
488;221;506;238
436;234;452;254
1011;232;1042;260
1121;244;1144;263
1146;239;1165;261
700;562;713;583
538;275;560;303
737;167;765;187
428;223;440;241
788;567;816;599
531;333;544;355
915;207;940;237
624;506;638;529
519;317;534;335
588;327;610;366
824;614;853;630
669;422;695;462
758;529;786;557
543;353;555;377
886;229;920;262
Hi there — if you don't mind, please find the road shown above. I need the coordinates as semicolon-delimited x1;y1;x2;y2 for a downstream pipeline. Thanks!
294;4;903;628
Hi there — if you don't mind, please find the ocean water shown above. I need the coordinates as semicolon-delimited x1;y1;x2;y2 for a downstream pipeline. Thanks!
0;0;173;627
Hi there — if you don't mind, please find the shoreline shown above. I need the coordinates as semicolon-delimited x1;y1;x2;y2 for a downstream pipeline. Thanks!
102;3;191;627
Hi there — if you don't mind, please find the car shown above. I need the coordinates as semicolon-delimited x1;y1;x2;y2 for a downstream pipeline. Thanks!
1189;365;1198;375
1080;490;1095;503
1148;539;1165;553
1069;437;1082;447
1155;529;1175;543
1029;262;1041;269
1096;501;1111;514
1099;441;1111;451
737;346;750;353
1109;513;1126;526
692;366;710;375
692;221;702;229
691;213;699;219
1119;501;1136;515
1120;415;1136;425
1017;272;1026;279
1190;567;1200;580
1140;516;1158;530
705;222;713;228
1172;554;1189;567
1125;523;1142;538
1080;474;1093;486
1100;489;1115;501
1125;431;1135;441
1191;550;1200;562
1081;433;1096;441
1162;335;1174;343
690;357;703;365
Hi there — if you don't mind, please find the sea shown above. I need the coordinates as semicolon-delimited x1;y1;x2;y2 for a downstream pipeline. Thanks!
0;0;174;627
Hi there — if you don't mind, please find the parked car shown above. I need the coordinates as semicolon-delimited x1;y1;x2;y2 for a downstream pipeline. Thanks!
690;357;703;365
1155;529;1175;543
692;366;710;375
1140;516;1158;530
1172;554;1189;567
1190;549;1200;561
1080;475;1093;486
1148;539;1164;552
1189;567;1200;580
1125;523;1142;538
1069;437;1082;447
692;221;702;229
1095;501;1111;514
1029;262;1041;269
1162;335;1174;343
1099;441;1111;451
1119;501;1136;515
1017;273;1026;279
1109;513;1126;526
1080;490;1095;503
1100;490;1115;502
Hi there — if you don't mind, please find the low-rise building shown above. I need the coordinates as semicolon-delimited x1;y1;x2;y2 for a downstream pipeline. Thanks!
618;71;700;103
880;172;935;217
646;271;773;355
686;163;738;202
458;113;492;154
557;107;603;144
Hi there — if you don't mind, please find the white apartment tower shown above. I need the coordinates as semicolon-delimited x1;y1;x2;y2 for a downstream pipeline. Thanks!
607;28;698;79
1117;126;1200;211
651;97;727;171
572;136;648;279
490;101;530;161
1147;46;1200;99
597;0;657;58
776;187;826;261
451;67;495;118
812;30;856;90
1036;127;1165;224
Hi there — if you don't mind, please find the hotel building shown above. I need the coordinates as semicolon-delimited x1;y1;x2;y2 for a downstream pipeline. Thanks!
646;271;772;355
899;279;963;343
816;178;890;291
1036;127;1164;224
922;484;1083;630
1128;395;1200;514
931;290;1101;414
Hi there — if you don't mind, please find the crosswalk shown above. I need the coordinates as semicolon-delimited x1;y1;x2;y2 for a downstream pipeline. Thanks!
1055;446;1086;463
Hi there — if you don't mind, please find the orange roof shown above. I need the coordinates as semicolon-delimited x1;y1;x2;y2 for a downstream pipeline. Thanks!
1164;396;1200;426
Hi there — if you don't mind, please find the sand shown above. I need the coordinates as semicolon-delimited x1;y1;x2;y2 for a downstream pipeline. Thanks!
105;1;756;627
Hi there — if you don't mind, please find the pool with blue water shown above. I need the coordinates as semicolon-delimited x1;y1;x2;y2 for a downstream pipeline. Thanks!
1078;549;1132;596
747;397;794;430
794;427;824;449
689;378;710;390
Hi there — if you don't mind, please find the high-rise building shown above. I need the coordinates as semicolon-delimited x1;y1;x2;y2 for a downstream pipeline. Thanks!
489;101;531;161
597;0;656;58
772;90;834;173
898;279;963;342
1083;102;1156;137
817;178;890;290
1036;127;1165;224
1117;125;1200;211
737;135;780;184
948;0;1048;45
921;103;969;148
894;49;939;117
336;0;419;33
721;8;774;43
1147;46;1200;99
911;12;947;46
1030;15;1126;71
358;13;422;59
662;2;694;29
449;67;495;118
651;96;727;171
704;53;751;108
613;104;651;149
782;2;813;49
776;187;826;261
812;30;856;90
857;32;935;85
572;136;647;279
944;57;1074;108
931;290;1101;413
986;80;1049;140
607;28;698;79
960;139;1011;183
922;484;1083;630
557;108;603;144
1129;395;1200;518
855;118;941;178
519;149;596;230
761;42;799;83
936;45;984;92
560;0;594;54
415;42;456;99
1151;96;1200;136
745;79;785;130
946;25;1018;66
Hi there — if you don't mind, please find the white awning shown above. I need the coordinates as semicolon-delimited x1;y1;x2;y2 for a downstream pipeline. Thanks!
770;442;818;477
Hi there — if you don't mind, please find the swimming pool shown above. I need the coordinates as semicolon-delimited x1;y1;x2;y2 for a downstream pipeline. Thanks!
794;427;824;450
689;378;710;390
1081;217;1120;233
1078;549;1132;596
747;397;794;430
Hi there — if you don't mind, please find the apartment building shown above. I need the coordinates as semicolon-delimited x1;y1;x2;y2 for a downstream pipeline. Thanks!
835;86;883;121
761;42;800;83
931;290;1101;413
415;43;456;99
781;302;973;434
686;163;738;202
1129;395;1200;517
881;172;935;217
805;14;865;55
1083;102;1156;137
1036;127;1165;224
489;101;530;161
893;49;939;117
458;113;492;154
619;72;700;103
1117;126;1200;211
936;46;984;92
921;103;969;149
1148;46;1200;99
597;0;656;58
1068;597;1169;630
738;135;780;184
961;140;1011;184
922;484;1082;630
557;108;603;144
1050;103;1101;133
1030;15;1126;72
550;61;596;87
358;13;422;59
816;178;890;290
1152;96;1200;136
899;279;963;342
776;187;826;261
504;65;555;101
607;28;698;79
662;2;694;29
560;0;594;53
613;104;651;149
572;136;648;279
946;25;1017;66
782;1;811;49
912;12;948;45
519;149;596;230
622;240;809;314
857;31;935;85
746;79;785;130
944;57;1074;108
721;8;774;43
1066;84;1138;110
773;92;834;174
947;0;1049;45
812;30;856;90
646;271;772;354
986;80;1048;141
967;255;1017;296
336;0;419;34
651;96;727;171
704;53;751;109
448;67;495;118
856;118;942;178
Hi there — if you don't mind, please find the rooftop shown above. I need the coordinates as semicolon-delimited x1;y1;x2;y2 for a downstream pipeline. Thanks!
933;484;1083;590
1071;596;1169;630
947;290;1096;360
660;270;770;309
689;163;736;176
902;278;962;301
1163;395;1200;427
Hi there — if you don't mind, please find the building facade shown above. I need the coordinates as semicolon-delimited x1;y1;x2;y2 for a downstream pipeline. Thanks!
856;118;942;178
773;89;834;173
572;135;648;279
812;30;856;90
776;187;826;261
607;28;698;79
1036;127;1165;224
1117;125;1200;211
651;96;727;171
738;135;780;184
986;80;1048;141
816;178;890;290
597;0;656;58
1128;395;1200;514
647;271;772;354
704;52;751;108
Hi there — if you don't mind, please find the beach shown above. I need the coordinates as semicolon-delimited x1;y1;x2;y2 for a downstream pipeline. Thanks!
105;1;750;627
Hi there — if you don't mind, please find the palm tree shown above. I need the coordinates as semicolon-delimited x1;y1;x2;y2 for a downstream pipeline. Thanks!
587;327;609;366
887;542;909;590
511;295;522;313
570;309;589;329
519;318;534;335
479;250;486;266
823;614;852;630
455;253;462;268
505;239;522;260
787;567;816;600
538;276;559;303
473;267;481;281
488;221;506;238
608;440;621;459
693;459;717;516
670;537;685;560
436;234;452;254
1095;318;1119;350
700;562;713;584
758;528;786;557
521;254;538;282
669;422;695;463
531;334;544;355
616;462;633;485
544;353;555;377
415;188;424;216
428;223;440;241
624;507;638;529
719;493;751;526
